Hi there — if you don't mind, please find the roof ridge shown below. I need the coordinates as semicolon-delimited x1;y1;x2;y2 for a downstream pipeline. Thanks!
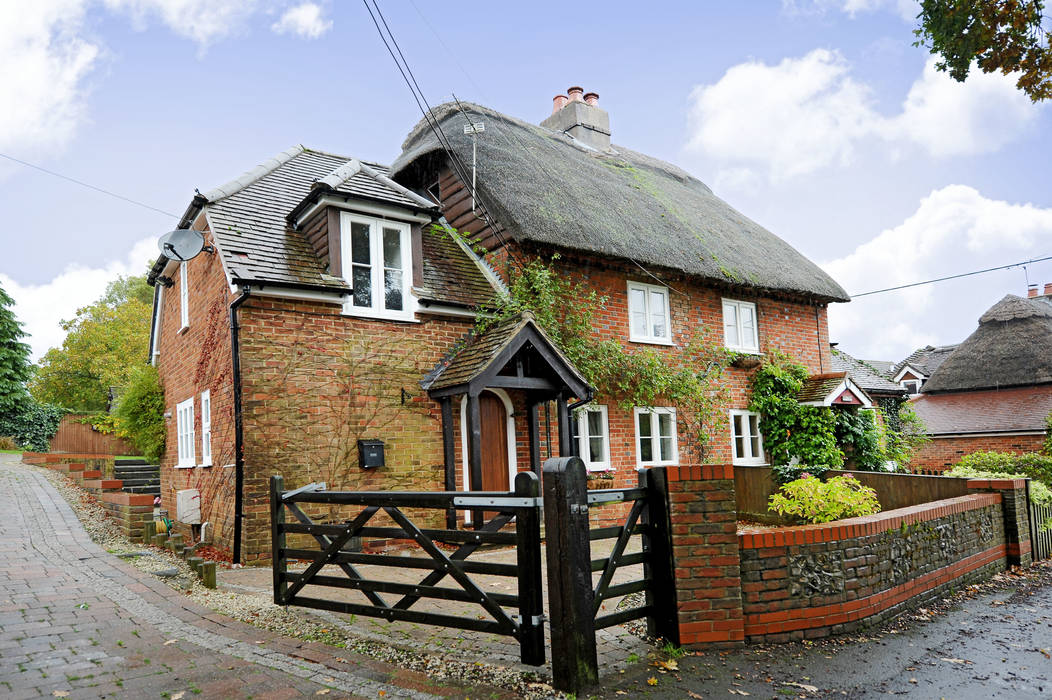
202;145;305;202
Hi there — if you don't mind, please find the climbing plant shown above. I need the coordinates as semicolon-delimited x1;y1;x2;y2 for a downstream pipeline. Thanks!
475;250;732;461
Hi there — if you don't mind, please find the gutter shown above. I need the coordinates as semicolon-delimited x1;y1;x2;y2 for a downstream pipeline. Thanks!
229;286;251;565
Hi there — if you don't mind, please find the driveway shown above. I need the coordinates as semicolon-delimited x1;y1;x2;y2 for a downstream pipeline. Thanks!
0;455;503;699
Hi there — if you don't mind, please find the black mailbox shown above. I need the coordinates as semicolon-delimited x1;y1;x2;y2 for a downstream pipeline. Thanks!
358;439;385;469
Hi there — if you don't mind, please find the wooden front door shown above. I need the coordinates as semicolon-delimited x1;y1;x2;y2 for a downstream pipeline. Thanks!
478;392;510;492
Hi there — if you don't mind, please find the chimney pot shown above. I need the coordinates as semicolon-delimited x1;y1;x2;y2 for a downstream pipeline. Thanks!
552;94;568;114
1028;284;1039;298
584;91;599;106
567;86;584;101
1045;283;1052;296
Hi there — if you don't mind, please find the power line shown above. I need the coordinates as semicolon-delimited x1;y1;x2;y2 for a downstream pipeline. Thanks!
0;151;180;219
851;255;1052;297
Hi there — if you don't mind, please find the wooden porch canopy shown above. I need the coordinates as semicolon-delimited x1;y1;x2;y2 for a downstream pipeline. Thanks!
423;311;594;494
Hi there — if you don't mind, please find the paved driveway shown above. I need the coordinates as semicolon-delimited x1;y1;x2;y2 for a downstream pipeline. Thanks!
0;456;500;699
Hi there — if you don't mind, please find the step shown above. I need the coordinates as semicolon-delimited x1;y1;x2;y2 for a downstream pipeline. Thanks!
126;485;161;495
114;458;148;466
114;465;159;476
118;477;159;488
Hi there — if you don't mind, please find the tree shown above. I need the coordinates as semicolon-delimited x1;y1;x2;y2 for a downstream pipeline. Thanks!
0;281;32;417
915;0;1052;101
31;273;153;411
113;365;165;462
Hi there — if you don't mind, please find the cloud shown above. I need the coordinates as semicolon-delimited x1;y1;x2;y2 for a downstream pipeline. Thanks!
1;238;158;361
0;0;99;157
271;2;332;39
823;185;1052;360
685;51;1039;181
103;0;260;45
782;0;918;21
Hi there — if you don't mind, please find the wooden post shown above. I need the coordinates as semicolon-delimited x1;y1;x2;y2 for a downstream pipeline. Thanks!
556;394;571;457
270;475;287;605
514;471;545;666
642;467;680;644
466;391;484;527
441;397;457;529
542;456;598;692
527;401;541;475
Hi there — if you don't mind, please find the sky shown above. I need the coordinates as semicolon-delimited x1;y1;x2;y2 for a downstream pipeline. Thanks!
2;0;1051;365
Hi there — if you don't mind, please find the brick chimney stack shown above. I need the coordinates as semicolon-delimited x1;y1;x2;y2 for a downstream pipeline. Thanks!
541;85;611;151
1028;284;1039;298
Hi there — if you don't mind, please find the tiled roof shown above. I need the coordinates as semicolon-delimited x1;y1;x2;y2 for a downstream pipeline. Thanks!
425;313;531;391
416;225;501;308
894;344;958;378
910;386;1052;435
830;347;904;396
798;372;849;404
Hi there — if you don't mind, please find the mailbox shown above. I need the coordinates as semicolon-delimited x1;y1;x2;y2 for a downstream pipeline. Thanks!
358;439;385;469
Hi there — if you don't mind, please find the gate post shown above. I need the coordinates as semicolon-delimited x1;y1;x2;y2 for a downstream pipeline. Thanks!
270;475;287;605
514;471;545;666
641;467;679;645
542;456;598;692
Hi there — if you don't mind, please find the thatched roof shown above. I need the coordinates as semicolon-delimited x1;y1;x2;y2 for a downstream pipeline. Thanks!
922;294;1052;393
390;102;849;303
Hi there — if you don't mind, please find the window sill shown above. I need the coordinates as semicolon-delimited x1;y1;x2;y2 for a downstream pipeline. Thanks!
585;465;614;473
628;337;675;347
178;325;189;335
638;461;678;468
174;464;195;469
726;347;761;355
733;460;769;467
341;307;419;323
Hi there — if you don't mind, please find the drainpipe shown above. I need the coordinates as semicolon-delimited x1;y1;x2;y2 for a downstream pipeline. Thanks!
229;286;251;565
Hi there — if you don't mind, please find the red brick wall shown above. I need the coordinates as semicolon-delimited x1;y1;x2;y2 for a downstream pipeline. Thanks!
912;433;1046;472
153;225;238;552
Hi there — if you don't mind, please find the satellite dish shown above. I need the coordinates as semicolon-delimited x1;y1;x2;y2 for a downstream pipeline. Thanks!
157;229;211;261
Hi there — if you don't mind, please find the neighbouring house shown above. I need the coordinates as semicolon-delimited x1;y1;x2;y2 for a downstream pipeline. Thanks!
147;88;849;562
892;344;958;396
829;345;907;418
909;287;1052;471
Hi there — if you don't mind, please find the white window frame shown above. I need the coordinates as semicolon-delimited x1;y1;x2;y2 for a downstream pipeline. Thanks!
730;409;765;466
626;281;672;345
576;405;611;472
900;379;921;395
200;390;212;467
722;298;759;353
179;262;189;331
340;212;415;321
634;407;678;466
176;397;195;468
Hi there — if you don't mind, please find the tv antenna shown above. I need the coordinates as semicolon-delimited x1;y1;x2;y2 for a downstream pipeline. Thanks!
463;121;484;211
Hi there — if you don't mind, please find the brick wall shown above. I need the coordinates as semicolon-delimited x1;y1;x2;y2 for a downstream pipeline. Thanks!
100;492;155;542
912;433;1046;472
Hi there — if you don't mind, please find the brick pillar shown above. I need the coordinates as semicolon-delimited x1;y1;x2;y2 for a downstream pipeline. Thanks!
665;464;744;647
102;492;155;543
968;478;1032;567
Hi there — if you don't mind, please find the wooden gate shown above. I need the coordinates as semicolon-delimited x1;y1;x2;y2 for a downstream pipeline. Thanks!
269;471;545;665
1030;497;1052;561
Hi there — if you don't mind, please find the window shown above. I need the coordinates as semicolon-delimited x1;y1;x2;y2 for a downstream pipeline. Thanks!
176;397;195;467
179;262;189;331
722;299;759;353
200;390;211;466
341;212;413;319
634;407;677;466
627;281;671;344
576;405;610;471
901;379;921;395
730;410;765;465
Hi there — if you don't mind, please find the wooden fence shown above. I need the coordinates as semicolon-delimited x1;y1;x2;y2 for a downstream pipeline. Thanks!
49;414;135;455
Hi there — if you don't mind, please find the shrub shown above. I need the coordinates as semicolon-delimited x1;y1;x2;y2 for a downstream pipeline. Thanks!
0;399;65;451
772;463;831;485
768;474;881;524
0;436;17;450
114;365;165;462
945;464;1052;507
954;452;1052;489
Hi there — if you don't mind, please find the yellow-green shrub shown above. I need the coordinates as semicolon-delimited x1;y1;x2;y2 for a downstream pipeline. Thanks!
768;474;881;524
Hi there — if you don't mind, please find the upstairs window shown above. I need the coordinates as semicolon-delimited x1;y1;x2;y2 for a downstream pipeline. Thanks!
901;379;921;395
635;407;678;466
341;213;413;320
576;405;610;471
730;410;765;465
176;397;195;468
722;299;759;353
627;281;671;344
179;262;189;331
200;390;212;466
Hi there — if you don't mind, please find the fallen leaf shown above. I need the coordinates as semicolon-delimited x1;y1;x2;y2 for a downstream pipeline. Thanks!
654;659;679;671
171;693;184;700
940;658;970;665
783;681;819;692
909;678;918;684
647;677;658;686
1039;648;1051;659
687;692;704;699
729;690;751;696
53;693;69;698
163;639;178;645
315;691;329;696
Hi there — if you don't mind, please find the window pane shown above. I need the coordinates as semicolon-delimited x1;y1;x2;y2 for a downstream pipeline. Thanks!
734;436;744;459
658;412;672;438
640;437;653;463
587;410;603;438
660;436;673;461
637;412;652;438
732;414;743;438
352;265;371;306
629;288;647;336
589;437;604;462
748;414;759;438
724;304;739;346
350;222;371;264
750;436;761;458
383;227;402;268
384;269;403;310
650;290;666;338
740;305;756;348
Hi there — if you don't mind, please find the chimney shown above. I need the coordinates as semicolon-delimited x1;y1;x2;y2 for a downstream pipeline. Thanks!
1028;284;1039;298
540;85;611;151
1045;282;1052;296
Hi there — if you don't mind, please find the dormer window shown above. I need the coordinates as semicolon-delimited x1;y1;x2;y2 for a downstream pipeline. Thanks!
340;212;413;320
901;379;921;395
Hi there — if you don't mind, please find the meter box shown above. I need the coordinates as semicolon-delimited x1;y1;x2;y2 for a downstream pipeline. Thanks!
176;489;201;524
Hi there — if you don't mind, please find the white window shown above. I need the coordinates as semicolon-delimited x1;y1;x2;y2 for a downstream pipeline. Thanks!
200;390;212;466
341;212;413;320
722;299;759;353
627;281;672;344
901;379;921;395
730;410;765;465
576;405;610;471
176;397;195;468
179;262;189;331
634;407;678;466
